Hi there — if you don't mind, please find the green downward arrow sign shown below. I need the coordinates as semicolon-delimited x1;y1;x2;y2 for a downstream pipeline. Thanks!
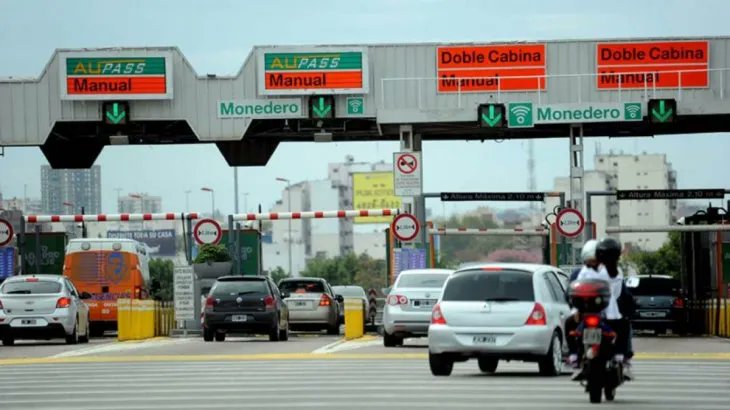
105;103;126;124
312;97;332;118
651;100;673;123
481;105;502;127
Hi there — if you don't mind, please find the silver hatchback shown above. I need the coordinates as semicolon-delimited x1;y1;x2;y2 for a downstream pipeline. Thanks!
0;275;92;345
428;264;571;377
278;278;343;335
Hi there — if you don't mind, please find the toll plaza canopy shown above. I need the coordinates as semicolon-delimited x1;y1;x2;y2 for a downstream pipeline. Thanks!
2;37;730;167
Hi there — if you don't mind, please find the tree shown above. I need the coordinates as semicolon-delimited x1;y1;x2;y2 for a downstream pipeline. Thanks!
149;258;174;301
301;253;387;290
193;244;231;264
626;232;681;278
269;266;290;284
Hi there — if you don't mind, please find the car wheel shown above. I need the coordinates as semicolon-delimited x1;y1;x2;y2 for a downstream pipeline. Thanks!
279;318;289;341
65;322;79;345
79;316;90;344
478;357;498;373
429;352;454;376
327;322;340;335
1;337;14;346
538;331;562;376
383;330;398;347
203;327;214;342
215;331;226;342
270;318;281;342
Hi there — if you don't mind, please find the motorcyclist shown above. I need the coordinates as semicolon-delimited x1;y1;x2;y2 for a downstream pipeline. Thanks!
565;239;599;370
570;237;635;381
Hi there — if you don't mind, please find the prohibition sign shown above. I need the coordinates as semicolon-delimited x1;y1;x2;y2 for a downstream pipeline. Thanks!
0;218;13;247
397;153;418;175
194;218;223;245
391;213;420;242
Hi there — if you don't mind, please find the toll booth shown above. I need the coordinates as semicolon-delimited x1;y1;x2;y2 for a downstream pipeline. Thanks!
679;207;729;335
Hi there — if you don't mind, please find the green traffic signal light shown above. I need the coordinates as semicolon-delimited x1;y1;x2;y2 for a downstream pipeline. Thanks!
102;101;129;125
309;96;335;119
478;104;506;128
648;99;676;124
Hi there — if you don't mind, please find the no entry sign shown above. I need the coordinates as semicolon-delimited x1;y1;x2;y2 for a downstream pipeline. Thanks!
391;213;420;242
0;218;13;247
393;152;422;196
556;208;585;238
193;218;222;245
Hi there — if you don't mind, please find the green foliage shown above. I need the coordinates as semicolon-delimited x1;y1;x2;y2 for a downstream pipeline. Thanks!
626;232;682;278
193;244;231;264
301;253;387;291
149;259;174;301
269;266;290;284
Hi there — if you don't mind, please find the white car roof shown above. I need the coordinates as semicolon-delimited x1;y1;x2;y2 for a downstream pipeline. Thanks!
3;274;64;283
398;269;453;275
455;263;556;274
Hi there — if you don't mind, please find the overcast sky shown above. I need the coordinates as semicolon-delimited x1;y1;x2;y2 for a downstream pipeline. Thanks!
1;0;729;216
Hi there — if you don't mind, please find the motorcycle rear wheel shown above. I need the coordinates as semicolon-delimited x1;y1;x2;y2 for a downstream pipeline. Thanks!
587;359;604;404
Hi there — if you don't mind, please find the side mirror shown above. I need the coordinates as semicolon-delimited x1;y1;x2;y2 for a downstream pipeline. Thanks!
336;294;344;303
80;291;92;300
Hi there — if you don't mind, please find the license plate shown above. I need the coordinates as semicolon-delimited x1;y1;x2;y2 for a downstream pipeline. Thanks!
293;301;309;307
21;319;37;325
582;328;602;344
473;335;497;344
413;299;436;308
231;315;247;322
640;311;667;318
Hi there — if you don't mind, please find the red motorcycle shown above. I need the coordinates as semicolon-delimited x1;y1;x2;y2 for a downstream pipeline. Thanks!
569;279;625;404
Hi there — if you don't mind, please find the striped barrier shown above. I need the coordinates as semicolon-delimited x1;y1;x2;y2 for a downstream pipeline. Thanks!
231;208;399;221
24;213;201;223
429;227;548;236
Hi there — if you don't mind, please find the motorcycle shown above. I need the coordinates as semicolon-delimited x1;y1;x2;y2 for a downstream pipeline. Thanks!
569;279;625;404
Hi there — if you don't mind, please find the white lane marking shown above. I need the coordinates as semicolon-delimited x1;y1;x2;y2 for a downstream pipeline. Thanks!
312;337;383;354
50;338;192;358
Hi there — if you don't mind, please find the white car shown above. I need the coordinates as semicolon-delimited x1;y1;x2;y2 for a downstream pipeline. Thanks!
383;269;453;347
0;275;92;345
428;263;571;376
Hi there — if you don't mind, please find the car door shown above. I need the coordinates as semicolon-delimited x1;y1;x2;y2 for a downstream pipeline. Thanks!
65;279;86;331
545;271;572;342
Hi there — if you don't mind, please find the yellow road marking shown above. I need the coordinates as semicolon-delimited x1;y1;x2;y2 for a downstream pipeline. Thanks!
2;351;730;366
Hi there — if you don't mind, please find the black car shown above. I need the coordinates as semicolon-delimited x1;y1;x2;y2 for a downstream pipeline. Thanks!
203;276;290;342
625;275;687;335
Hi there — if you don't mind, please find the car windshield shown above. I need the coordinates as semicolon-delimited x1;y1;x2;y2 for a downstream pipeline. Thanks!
627;277;681;296
212;280;269;297
333;287;366;297
279;280;325;294
1;280;62;295
395;273;450;289
442;270;535;302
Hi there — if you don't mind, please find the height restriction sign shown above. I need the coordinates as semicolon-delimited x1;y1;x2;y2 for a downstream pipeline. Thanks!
393;152;422;196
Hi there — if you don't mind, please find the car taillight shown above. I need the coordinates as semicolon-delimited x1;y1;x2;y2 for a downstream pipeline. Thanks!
25;277;39;282
319;294;331;306
206;296;215;308
525;302;546;326
56;297;71;308
264;295;275;310
584;315;600;328
387;294;409;306
0;299;3;310
431;303;447;325
673;297;685;308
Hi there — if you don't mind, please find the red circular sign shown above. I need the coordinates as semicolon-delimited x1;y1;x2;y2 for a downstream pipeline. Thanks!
396;153;418;175
0;218;13;247
193;218;222;245
391;213;420;242
556;208;585;238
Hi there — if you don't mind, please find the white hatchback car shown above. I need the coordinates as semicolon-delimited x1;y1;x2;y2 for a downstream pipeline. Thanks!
428;263;571;376
383;269;453;347
0;275;92;345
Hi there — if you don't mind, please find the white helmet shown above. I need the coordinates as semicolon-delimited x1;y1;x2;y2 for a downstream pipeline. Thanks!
581;239;598;262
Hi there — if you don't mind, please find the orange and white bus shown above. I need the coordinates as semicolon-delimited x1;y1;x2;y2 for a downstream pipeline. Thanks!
62;238;150;336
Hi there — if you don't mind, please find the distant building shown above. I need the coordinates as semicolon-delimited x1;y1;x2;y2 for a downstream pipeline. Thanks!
41;165;102;215
118;193;162;213
547;152;676;251
0;197;42;214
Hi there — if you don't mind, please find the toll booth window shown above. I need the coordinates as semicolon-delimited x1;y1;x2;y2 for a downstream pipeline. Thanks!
279;280;325;294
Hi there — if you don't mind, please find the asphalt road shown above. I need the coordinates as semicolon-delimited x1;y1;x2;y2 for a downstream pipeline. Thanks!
1;358;728;409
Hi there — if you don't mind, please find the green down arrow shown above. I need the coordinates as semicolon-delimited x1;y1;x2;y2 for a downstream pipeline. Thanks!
651;100;673;123
481;105;502;127
106;103;126;124
312;97;332;118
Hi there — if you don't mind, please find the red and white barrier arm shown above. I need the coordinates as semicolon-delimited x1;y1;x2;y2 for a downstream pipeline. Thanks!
24;212;201;223
606;225;730;233
429;227;549;236
231;208;400;221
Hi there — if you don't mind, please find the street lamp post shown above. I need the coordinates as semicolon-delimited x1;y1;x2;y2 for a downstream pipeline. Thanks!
201;187;215;219
275;178;293;276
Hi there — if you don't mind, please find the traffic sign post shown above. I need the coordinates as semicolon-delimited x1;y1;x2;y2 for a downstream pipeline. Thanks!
193;218;223;245
0;218;13;247
556;208;585;238
393;152;422;197
391;213;420;243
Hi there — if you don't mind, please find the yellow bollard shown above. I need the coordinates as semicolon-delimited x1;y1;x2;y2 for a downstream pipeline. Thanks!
344;298;364;340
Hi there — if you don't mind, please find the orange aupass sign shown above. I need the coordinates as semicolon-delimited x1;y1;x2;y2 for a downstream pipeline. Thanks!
596;40;709;89
437;44;546;93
